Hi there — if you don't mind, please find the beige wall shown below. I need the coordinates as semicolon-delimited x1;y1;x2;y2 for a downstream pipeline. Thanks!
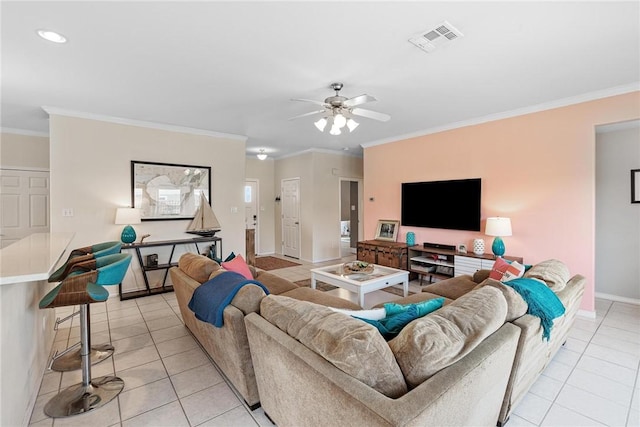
363;91;640;314
274;150;363;262
245;156;276;255
0;132;49;169
595;123;640;301
49;114;247;292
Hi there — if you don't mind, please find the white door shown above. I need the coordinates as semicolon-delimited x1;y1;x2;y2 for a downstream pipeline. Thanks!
244;179;259;250
0;169;50;248
281;178;300;258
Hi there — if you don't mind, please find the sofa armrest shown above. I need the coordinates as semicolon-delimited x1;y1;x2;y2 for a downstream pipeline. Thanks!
245;313;519;427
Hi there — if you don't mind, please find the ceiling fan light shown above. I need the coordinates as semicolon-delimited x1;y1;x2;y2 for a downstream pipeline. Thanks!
347;119;359;132
329;125;341;136
314;118;327;132
334;113;347;129
257;149;267;160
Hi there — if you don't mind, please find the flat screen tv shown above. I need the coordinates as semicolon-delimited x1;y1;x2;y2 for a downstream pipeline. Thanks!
401;178;481;231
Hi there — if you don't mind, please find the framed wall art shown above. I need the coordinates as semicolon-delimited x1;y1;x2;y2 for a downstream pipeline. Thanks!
374;219;400;242
131;160;211;221
632;169;640;204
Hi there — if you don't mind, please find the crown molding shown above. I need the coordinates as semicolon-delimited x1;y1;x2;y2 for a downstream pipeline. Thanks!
0;127;49;138
41;106;248;142
362;83;640;149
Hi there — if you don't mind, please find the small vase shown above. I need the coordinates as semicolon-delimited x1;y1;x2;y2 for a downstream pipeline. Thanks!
406;232;415;246
473;238;485;255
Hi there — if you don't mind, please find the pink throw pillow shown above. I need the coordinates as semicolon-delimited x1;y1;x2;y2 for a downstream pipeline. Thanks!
489;257;510;280
221;254;253;280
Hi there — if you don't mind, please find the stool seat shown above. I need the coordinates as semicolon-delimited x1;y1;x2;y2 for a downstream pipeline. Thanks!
40;253;131;418
49;241;121;283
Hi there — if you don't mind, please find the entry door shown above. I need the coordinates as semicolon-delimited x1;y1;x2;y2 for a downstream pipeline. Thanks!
281;178;300;258
244;179;259;250
0;169;50;248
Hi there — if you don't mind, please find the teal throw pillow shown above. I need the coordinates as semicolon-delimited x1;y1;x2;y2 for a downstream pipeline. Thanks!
357;297;445;340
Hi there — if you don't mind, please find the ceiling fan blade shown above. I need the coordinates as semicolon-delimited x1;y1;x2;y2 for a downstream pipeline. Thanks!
291;98;328;107
287;109;326;121
351;107;391;122
343;94;377;108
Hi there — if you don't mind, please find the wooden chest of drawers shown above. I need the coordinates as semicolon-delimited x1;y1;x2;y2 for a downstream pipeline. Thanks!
356;240;408;270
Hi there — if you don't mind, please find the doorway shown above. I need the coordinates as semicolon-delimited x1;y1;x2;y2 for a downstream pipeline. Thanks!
0;168;50;248
339;178;362;257
281;178;300;258
244;179;259;259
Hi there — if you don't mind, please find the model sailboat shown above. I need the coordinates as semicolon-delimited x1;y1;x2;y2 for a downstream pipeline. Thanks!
186;194;221;237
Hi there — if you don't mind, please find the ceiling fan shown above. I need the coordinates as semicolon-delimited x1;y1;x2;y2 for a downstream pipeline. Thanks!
289;82;391;135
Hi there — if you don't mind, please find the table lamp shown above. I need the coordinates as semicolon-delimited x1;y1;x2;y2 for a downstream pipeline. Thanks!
485;217;512;257
115;208;141;244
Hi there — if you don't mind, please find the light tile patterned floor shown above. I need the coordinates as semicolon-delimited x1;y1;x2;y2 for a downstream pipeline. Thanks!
30;255;639;426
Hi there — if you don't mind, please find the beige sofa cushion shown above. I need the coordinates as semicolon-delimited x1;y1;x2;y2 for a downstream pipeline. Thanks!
421;275;478;300
254;270;299;294
524;259;570;292
474;278;528;322
178;253;221;283
260;295;408;398
389;286;508;388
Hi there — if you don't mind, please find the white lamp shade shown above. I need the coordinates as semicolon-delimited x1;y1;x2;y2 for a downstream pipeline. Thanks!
314;118;327;131
347;118;359;132
115;208;141;225
329;125;341;135
333;113;347;129
485;217;512;237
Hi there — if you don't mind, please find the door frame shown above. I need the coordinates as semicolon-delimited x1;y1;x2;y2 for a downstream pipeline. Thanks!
244;178;260;254
338;177;363;256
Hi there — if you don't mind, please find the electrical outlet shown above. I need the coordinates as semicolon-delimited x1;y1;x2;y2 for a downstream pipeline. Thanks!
231;207;238;213
62;208;74;217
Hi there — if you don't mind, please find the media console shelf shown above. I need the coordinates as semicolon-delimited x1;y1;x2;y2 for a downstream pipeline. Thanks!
409;245;523;286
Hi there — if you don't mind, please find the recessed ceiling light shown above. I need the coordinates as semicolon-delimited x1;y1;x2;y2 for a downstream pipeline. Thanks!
37;29;67;44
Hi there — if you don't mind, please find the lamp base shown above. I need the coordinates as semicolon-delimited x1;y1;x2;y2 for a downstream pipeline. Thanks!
121;225;136;244
492;236;505;257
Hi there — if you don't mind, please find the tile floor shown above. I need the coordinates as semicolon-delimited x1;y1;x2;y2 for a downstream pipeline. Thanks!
30;255;639;426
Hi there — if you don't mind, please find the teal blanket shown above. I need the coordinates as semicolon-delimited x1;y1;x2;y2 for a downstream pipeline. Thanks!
503;277;565;341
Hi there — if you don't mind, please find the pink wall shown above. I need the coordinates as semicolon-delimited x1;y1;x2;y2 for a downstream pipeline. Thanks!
364;92;640;313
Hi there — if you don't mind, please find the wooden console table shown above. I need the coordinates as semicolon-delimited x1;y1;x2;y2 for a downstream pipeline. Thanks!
120;236;222;300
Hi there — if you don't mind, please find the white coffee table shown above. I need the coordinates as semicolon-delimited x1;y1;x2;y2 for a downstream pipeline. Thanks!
310;263;409;307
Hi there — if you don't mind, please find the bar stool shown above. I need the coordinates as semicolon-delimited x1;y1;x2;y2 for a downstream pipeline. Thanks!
40;253;132;418
47;241;122;371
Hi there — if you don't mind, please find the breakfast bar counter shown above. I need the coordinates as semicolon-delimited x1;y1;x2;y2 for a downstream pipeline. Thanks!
0;232;75;426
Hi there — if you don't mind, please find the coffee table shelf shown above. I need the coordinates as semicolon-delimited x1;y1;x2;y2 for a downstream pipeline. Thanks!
310;263;409;307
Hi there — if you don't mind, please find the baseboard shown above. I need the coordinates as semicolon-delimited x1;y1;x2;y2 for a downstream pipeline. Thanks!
577;309;596;319
595;292;640;306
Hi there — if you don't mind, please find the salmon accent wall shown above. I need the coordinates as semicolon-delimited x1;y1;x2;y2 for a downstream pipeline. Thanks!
364;91;640;313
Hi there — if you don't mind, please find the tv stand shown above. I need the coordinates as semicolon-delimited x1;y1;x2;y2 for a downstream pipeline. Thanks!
408;245;523;286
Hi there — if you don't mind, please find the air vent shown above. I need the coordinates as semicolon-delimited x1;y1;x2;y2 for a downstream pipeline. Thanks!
409;21;464;53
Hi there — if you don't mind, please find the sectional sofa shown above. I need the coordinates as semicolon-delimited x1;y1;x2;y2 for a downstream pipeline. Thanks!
171;253;585;426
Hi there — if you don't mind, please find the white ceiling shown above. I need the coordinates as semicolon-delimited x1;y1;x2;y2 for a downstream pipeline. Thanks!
2;1;639;158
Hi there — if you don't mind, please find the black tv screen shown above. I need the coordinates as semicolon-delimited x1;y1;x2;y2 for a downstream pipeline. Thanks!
401;178;481;231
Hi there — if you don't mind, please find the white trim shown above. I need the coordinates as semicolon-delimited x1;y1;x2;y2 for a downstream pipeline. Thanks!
595;119;640;134
595;292;640;306
0;166;50;172
277;147;363;160
41;106;248;141
361;83;640;149
0;128;49;138
576;309;597;320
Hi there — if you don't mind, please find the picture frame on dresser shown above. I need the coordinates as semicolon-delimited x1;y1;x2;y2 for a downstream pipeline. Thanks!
374;220;399;242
